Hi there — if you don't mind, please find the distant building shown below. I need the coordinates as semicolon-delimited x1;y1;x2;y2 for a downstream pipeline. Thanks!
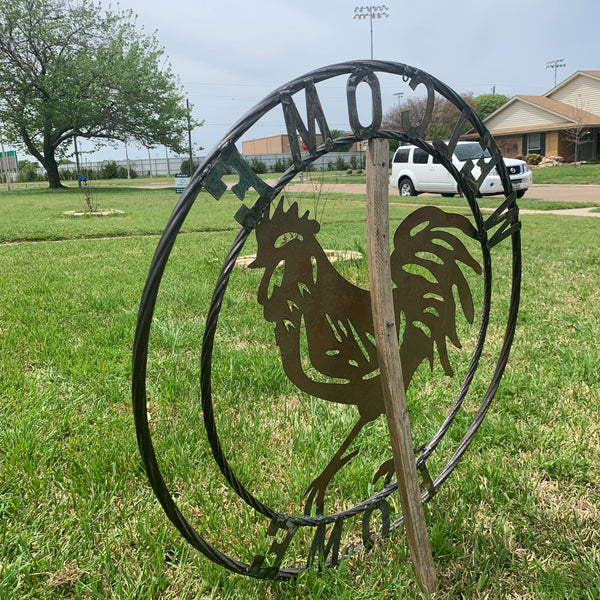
242;134;363;155
242;135;292;155
480;71;600;161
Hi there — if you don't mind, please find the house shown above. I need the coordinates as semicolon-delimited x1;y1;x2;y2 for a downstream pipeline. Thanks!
480;71;600;162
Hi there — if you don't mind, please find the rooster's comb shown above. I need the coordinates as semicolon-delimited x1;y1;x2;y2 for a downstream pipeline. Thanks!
259;197;320;235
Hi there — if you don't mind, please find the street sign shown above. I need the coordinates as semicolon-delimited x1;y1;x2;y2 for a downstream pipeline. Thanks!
174;173;190;193
0;150;17;171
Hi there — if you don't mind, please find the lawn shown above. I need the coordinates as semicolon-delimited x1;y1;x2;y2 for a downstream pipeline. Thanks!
0;185;599;599
0;178;594;246
531;163;600;185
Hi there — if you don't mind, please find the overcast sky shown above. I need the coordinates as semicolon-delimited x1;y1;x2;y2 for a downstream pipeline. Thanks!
81;0;599;162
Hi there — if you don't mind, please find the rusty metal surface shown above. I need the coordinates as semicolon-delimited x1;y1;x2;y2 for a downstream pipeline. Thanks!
251;200;481;515
132;60;521;579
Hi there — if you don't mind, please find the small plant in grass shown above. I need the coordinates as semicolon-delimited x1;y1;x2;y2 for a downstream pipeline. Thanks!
81;184;99;214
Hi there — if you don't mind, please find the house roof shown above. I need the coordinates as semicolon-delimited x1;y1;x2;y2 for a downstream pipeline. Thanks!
545;70;600;96
482;122;592;137
516;95;600;125
478;71;600;136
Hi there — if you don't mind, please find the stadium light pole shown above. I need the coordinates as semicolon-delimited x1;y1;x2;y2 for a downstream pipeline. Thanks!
354;5;389;60
545;59;566;87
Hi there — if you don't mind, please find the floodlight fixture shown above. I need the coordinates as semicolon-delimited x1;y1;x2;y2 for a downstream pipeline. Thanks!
353;5;389;59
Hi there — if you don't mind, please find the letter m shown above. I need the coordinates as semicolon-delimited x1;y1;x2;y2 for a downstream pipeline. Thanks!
281;80;332;169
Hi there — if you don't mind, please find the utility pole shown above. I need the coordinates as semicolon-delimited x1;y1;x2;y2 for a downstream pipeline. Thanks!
187;98;194;176
125;142;131;179
73;136;82;187
164;146;171;177
545;59;566;87
0;131;11;191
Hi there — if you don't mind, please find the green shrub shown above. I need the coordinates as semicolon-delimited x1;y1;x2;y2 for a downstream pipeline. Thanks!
247;158;267;174
179;159;198;175
116;165;137;179
17;163;46;182
272;157;293;173
334;156;347;171
346;168;353;175
526;153;542;165
99;160;118;179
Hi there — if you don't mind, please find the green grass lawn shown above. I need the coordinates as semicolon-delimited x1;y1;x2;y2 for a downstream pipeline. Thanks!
531;162;600;185
0;186;599;599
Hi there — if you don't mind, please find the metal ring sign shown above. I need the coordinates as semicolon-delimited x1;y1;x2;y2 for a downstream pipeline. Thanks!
132;60;521;580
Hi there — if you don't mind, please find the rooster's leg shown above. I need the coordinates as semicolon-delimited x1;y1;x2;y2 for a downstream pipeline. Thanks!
372;442;428;488
304;415;369;516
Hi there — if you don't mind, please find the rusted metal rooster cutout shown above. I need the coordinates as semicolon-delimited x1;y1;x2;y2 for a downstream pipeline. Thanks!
250;199;482;515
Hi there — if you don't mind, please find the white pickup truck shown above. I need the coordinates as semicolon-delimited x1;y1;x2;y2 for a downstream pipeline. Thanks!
389;141;532;198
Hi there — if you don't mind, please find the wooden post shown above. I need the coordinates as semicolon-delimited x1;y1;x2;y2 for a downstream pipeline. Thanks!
0;134;11;192
73;136;81;188
365;138;437;594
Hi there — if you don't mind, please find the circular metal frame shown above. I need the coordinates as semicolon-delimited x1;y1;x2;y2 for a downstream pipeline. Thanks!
132;60;521;579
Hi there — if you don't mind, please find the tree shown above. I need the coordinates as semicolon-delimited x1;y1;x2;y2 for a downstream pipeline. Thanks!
561;106;592;163
383;93;478;140
474;94;510;120
0;0;196;188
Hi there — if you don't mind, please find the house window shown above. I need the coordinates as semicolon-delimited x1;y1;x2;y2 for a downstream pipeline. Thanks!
527;133;541;153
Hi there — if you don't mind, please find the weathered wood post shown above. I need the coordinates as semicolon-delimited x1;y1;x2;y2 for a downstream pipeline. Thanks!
365;138;437;594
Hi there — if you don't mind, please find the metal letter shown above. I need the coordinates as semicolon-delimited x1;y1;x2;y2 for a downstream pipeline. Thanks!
347;67;383;138
361;499;391;550
202;142;271;202
485;192;521;248
432;106;471;161
306;518;345;568
249;518;299;577
401;73;435;139
281;80;333;169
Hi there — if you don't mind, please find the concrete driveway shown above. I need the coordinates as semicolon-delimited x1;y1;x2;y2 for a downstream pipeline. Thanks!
526;184;600;203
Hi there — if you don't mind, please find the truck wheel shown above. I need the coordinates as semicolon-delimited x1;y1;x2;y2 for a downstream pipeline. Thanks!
398;178;416;196
516;190;526;198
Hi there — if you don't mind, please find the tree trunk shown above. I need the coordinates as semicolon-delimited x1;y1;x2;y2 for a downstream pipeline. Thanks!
46;159;64;189
44;135;65;189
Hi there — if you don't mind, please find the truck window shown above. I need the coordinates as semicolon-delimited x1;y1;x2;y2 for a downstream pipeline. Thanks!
393;148;410;163
454;143;491;161
413;148;428;164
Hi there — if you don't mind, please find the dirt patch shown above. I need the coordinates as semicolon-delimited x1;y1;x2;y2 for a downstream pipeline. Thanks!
236;249;363;268
63;209;124;217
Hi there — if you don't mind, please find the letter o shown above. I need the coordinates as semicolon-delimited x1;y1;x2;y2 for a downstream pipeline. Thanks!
347;68;383;138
